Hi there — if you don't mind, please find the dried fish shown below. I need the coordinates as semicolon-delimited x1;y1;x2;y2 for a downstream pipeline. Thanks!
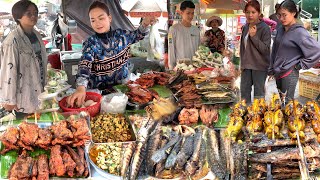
219;129;228;169
155;135;170;177
193;128;209;179
120;142;135;177
249;132;316;149
185;128;203;175
151;132;180;163
207;129;226;179
249;143;320;163
146;122;162;175
129;141;146;180
175;134;194;170
231;143;247;180
164;137;182;169
251;163;300;174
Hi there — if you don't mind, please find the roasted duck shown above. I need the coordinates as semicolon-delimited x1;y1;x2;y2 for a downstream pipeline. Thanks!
246;114;263;134
269;93;281;111
285;100;304;117
287;115;306;143
304;101;320;143
264;109;284;139
225;115;245;141
231;100;247;117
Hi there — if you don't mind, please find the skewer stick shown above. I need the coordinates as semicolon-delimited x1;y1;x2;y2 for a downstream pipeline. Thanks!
34;112;37;124
293;99;309;179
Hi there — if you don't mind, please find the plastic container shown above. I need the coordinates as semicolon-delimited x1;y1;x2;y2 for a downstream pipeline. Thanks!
48;48;61;69
101;93;128;114
60;51;82;88
59;92;102;117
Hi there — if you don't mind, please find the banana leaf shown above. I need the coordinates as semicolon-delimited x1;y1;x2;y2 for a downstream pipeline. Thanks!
0;142;18;179
214;107;231;128
149;85;172;98
28;148;50;158
113;84;130;93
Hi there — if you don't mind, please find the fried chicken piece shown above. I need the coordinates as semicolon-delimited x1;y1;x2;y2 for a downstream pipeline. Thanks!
35;128;52;149
49;145;66;176
19;121;39;146
32;159;38;179
77;146;89;177
0;127;19;154
9;150;33;180
66;146;84;176
17;139;33;151
62;150;76;177
51;121;73;145
37;154;49;180
69;118;89;137
72;137;90;147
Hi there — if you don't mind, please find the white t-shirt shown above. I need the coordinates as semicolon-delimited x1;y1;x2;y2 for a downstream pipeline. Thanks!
168;22;200;70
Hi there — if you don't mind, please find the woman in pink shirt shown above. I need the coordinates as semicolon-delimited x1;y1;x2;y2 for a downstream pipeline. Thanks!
260;14;277;31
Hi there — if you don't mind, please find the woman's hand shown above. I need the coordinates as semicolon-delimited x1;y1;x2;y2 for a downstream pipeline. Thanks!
66;86;86;107
249;25;257;37
142;17;157;27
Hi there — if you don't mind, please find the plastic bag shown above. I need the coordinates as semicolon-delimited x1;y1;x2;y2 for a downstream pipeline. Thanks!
101;93;128;114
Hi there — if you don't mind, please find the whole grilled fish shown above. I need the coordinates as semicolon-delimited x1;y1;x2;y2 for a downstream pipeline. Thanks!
129;141;146;180
164;136;182;169
175;134;195;170
194;128;208;177
207;128;220;160
155;135;170;177
185;128;203;175
151;131;180;163
207;128;226;179
121;142;135;177
146;123;162;175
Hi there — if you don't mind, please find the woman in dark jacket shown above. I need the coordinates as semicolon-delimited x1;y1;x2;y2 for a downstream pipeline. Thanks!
240;0;271;104
269;0;320;101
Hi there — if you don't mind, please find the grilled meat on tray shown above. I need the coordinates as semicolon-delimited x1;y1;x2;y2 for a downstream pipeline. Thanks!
0;126;19;154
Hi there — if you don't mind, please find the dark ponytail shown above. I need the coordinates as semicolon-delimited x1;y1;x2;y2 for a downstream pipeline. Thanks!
279;0;300;18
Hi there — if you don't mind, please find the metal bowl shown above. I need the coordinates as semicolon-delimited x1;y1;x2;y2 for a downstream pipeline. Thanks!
86;142;133;180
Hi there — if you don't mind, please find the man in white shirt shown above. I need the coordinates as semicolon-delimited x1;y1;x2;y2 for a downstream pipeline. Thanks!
168;1;200;70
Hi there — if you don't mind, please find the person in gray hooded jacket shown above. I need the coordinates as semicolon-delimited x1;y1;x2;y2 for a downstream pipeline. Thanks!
269;0;320;101
240;0;271;104
0;0;47;113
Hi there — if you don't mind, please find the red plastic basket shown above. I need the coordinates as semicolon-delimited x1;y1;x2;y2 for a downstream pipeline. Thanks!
59;92;102;117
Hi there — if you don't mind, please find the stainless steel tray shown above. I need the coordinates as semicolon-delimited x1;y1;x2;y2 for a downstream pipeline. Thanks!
89;113;137;144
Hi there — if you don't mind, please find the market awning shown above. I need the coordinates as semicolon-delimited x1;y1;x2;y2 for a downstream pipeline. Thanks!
206;0;246;10
62;0;134;37
121;0;167;17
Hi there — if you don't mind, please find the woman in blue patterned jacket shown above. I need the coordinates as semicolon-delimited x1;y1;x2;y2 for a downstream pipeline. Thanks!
67;1;155;107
